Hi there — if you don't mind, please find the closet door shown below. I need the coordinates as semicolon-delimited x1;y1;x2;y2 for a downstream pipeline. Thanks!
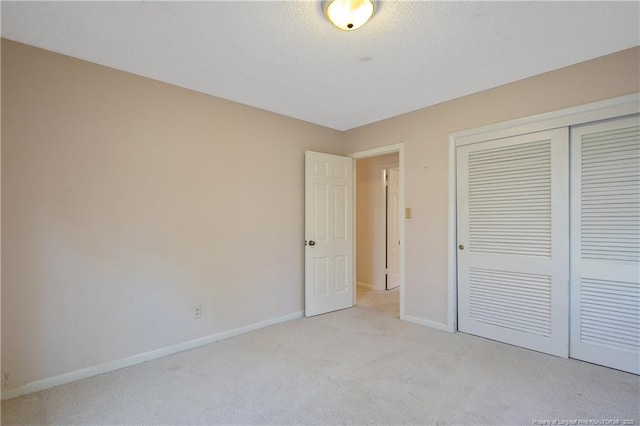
570;115;640;374
457;129;569;357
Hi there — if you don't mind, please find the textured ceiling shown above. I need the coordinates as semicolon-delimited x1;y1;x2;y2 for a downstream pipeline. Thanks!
2;1;639;131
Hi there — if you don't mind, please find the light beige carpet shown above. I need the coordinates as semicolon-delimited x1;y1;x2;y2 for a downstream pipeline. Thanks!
2;285;638;425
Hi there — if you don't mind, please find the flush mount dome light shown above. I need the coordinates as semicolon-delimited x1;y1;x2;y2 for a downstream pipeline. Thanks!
324;0;375;31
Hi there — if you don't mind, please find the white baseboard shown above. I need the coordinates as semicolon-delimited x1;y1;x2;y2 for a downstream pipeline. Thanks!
1;310;303;401
356;281;375;290
402;315;449;332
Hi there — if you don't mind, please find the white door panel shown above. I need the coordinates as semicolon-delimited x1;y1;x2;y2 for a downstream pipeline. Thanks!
386;168;400;290
457;129;569;357
570;115;640;374
305;151;354;317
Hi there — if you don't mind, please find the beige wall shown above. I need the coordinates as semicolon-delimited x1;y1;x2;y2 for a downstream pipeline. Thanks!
356;153;398;290
1;40;346;390
2;38;639;392
345;46;640;326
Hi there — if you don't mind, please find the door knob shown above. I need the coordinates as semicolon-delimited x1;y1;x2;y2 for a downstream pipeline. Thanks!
309;240;316;246
458;244;464;250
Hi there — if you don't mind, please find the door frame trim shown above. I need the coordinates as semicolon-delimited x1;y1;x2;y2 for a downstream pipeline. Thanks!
349;143;406;320
447;93;640;333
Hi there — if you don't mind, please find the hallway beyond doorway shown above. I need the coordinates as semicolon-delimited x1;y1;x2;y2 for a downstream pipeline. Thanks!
357;283;399;318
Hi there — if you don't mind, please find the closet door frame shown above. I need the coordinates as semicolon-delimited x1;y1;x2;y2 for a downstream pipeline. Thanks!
447;93;640;333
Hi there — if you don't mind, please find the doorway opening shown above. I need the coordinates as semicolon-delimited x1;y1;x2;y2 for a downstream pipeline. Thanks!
350;144;405;319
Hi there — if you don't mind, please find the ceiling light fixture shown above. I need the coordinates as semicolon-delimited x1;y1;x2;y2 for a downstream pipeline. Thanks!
323;0;375;31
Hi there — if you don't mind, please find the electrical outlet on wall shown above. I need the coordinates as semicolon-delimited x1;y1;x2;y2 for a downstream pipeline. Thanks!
193;305;202;319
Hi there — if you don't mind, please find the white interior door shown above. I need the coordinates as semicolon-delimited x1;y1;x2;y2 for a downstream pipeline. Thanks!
305;151;354;317
457;129;569;357
386;168;400;290
570;115;640;374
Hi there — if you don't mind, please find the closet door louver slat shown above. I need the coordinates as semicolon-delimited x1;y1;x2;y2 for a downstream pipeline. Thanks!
468;140;551;258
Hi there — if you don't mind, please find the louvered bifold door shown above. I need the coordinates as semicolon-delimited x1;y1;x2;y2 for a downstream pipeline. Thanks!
570;115;640;374
457;129;569;357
